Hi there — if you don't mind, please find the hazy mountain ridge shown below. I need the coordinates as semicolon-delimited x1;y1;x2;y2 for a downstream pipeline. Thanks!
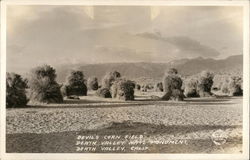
56;55;243;83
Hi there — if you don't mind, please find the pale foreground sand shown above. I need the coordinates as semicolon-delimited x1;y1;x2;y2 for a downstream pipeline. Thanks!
6;93;242;153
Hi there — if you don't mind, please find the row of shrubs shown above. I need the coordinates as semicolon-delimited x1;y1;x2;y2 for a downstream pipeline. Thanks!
6;65;136;108
139;70;242;97
6;64;243;108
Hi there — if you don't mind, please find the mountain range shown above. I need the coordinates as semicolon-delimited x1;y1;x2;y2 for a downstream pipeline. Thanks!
55;54;243;83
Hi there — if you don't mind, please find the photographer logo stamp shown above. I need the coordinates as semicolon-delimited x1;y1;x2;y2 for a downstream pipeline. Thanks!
211;129;228;145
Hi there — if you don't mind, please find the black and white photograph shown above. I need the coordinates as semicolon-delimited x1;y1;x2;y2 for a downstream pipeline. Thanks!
1;0;249;159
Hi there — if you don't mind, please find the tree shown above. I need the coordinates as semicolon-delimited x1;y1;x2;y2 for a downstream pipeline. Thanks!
28;65;63;103
6;73;28;108
162;68;184;101
102;71;121;89
64;70;87;96
87;77;99;91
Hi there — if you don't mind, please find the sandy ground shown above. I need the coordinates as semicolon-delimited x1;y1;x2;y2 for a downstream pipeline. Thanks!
6;92;243;153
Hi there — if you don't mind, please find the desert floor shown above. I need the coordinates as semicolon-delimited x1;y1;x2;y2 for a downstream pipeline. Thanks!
6;91;243;153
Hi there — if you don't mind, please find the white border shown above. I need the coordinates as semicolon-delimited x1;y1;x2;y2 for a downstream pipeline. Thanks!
0;0;249;160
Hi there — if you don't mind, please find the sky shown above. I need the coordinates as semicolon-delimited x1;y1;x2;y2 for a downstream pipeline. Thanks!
6;5;243;73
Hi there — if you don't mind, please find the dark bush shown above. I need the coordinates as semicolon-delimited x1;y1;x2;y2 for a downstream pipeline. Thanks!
87;77;99;91
111;79;135;101
102;71;121;89
28;65;63;103
162;68;184;101
96;88;112;98
184;78;199;97
197;71;214;97
65;70;87;96
6;73;28;108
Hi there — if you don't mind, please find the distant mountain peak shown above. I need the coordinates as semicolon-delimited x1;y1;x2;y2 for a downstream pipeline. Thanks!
55;54;242;83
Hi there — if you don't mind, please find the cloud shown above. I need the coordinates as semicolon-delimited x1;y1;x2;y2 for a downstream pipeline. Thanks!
136;32;220;57
6;5;242;74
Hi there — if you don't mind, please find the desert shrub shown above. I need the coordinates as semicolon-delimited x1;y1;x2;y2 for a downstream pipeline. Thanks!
87;77;99;91
197;71;214;97
28;65;63;103
64;70;87;96
184;77;199;97
6;73;28;108
155;82;163;92
96;88;112;98
228;76;243;96
102;71;121;89
162;68;184;101
221;76;243;96
111;78;135;101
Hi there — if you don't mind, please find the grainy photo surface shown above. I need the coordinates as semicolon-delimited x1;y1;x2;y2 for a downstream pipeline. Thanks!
5;4;244;154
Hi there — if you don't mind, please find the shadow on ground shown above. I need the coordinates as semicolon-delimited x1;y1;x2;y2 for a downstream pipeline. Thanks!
15;96;238;109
